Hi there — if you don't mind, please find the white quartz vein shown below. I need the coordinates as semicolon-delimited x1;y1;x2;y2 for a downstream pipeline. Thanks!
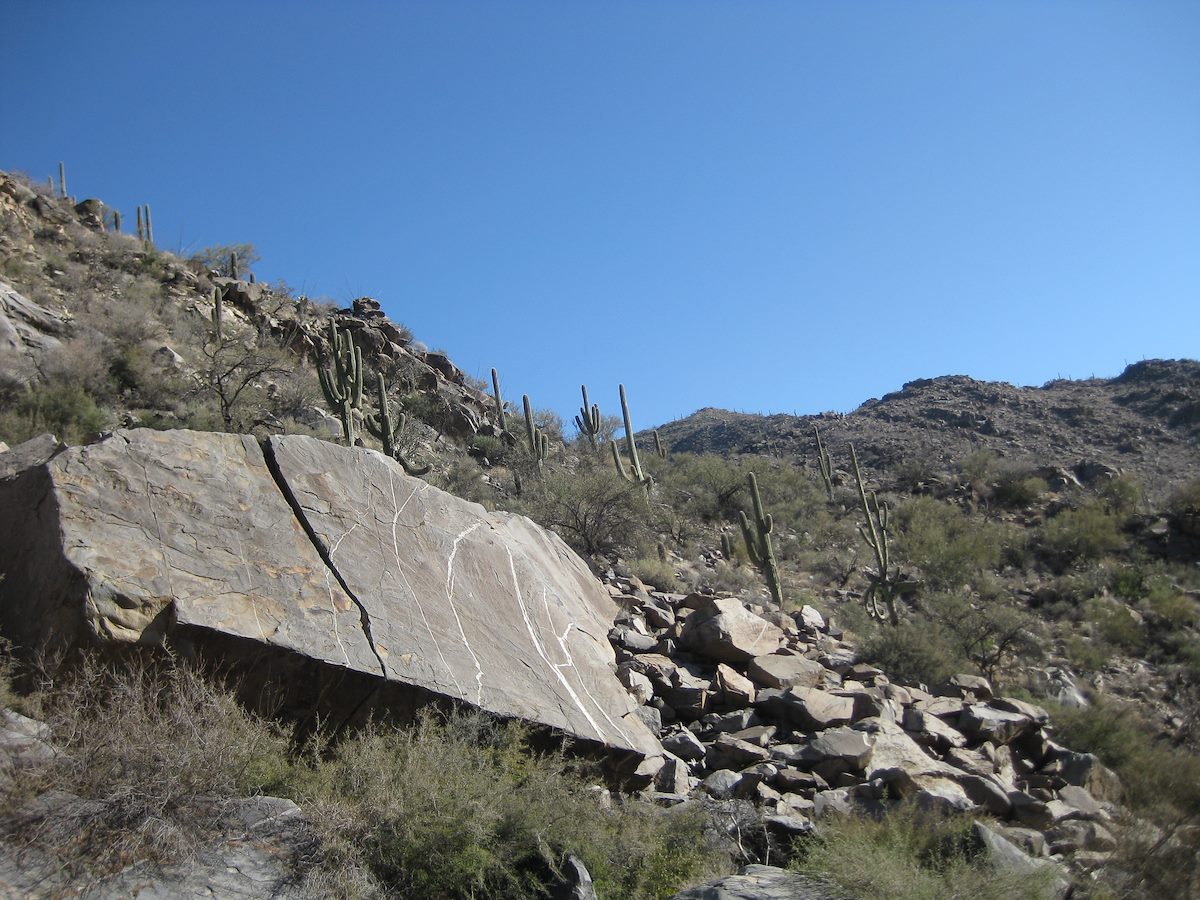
447;523;486;705
509;547;605;740
387;469;463;696
544;590;633;746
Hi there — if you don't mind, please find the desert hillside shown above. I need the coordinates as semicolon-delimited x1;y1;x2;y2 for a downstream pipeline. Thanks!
1;169;1198;898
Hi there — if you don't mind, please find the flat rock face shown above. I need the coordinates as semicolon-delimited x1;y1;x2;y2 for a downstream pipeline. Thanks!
0;429;658;761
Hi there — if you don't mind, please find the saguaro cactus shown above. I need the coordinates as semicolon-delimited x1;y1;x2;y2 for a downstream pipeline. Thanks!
58;162;67;200
490;368;507;431
739;472;783;606
523;394;548;474
210;286;224;340
318;321;364;445
610;384;651;489
814;426;835;503
574;384;601;449
850;444;918;626
653;429;667;459
720;532;738;566
366;370;431;476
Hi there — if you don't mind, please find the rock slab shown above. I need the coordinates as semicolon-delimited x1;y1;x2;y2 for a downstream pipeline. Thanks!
0;430;659;761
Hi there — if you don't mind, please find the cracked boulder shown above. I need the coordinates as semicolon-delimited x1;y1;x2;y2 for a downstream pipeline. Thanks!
0;429;660;767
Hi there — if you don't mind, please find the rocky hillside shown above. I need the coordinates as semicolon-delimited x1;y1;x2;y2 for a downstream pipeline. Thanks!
2;166;1199;897
653;362;1200;504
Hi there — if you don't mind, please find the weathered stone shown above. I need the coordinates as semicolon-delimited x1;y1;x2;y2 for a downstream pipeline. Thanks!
552;854;599;900
728;724;776;747
708;733;772;769
662;729;707;762
796;605;826;631
0;792;316;898
669;864;840;900
0;430;661;766
618;667;655;705
1045;819;1117;854
946;673;993;700
680;597;786;663
787;686;855;730
715;663;756;708
0;433;65;481
702;769;744;800
959;703;1037;746
957;774;1013;816
904;707;968;750
1056;751;1122;803
805;727;874;769
971;821;1071;898
746;653;826;690
655;752;695;795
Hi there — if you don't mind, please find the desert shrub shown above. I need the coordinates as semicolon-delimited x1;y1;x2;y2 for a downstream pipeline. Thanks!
437;459;493;508
922;589;1041;683
894;498;1002;591
516;466;653;558
1097;473;1143;517
1049;700;1200;896
1083;597;1147;654
1;656;293;872
1038;501;1126;571
630;556;681;593
1168;478;1200;535
294;709;726;899
189;242;261;278
790;800;1058;899
656;453;746;523
0;381;109;445
861;623;965;689
469;434;511;465
991;468;1048;510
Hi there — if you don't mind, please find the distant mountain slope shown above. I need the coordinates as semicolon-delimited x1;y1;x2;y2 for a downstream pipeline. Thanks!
651;360;1200;501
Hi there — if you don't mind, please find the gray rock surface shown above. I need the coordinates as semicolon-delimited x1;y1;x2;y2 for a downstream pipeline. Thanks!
0;793;316;898
0;429;660;762
670;865;841;900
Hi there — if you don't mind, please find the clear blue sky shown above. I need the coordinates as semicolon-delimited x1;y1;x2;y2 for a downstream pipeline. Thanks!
4;2;1198;432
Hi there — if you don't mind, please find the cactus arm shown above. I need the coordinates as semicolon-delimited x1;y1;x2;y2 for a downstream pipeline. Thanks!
491;367;506;431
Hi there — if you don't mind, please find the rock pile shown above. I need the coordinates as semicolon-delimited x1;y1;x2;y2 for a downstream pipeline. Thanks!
607;579;1121;882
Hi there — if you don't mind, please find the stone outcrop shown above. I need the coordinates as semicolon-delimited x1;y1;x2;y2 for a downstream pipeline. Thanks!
607;577;1125;882
0;429;660;767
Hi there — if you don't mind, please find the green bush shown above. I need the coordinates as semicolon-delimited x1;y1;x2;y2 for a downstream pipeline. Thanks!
894;498;1003;591
1048;699;1200;896
515;465;653;558
790;801;1059;899
293;709;726;899
0;381;109;446
1038;501;1126;571
861;623;965;688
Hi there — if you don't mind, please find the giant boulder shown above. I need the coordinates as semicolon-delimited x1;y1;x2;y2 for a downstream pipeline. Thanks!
0;430;660;768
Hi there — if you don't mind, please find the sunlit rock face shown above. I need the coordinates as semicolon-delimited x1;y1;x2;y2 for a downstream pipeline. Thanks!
0;429;660;764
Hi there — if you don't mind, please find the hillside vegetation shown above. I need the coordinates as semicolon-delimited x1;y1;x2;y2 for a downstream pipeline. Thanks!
2;168;1199;897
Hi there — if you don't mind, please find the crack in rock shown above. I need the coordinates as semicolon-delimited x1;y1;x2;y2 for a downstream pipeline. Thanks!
260;439;388;679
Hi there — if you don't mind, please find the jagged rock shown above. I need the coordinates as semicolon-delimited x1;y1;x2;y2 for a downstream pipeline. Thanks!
1045;819;1117;854
946;673;993;700
669;864;841;900
655;752;695;795
803;726;874;770
701;769;744;800
1056;751;1122;802
552;854;599;900
971;821;1070;898
0;433;64;480
662;729;707;762
707;734;772;770
715;664;756;708
0;279;65;374
795;605;825;631
680;597;786;663
958;703;1039;746
746;653;826;690
904;707;968;751
0;429;661;770
0;792;317;898
618;666;655;705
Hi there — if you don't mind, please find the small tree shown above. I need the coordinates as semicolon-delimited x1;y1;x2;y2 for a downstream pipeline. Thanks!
190;243;261;279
